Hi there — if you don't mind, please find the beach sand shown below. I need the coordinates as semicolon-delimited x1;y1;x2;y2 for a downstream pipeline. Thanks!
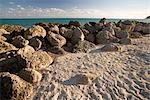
31;34;150;100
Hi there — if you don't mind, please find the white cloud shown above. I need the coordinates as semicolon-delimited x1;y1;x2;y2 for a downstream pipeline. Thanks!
1;5;150;18
9;2;14;5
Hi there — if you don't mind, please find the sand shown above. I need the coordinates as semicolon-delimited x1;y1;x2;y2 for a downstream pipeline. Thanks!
31;34;150;100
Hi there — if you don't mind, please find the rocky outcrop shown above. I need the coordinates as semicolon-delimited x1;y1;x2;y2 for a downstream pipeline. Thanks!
0;72;33;100
12;36;29;48
46;31;66;47
18;68;42;84
24;25;46;39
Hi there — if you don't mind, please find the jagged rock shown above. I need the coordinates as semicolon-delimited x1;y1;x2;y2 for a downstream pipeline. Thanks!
24;25;46;39
0;36;7;41
0;25;26;33
103;26;115;36
113;27;121;34
96;30;116;44
69;21;81;27
130;32;142;38
115;30;129;39
135;23;150;34
27;50;53;70
0;72;33;100
99;18;107;25
18;68;42;84
95;23;103;31
85;33;95;43
89;22;96;26
46;31;66;47
0;29;10;35
50;25;59;34
71;27;85;44
119;20;135;32
12;36;29;48
119;38;131;45
60;27;73;39
0;40;17;53
101;43;122;52
29;37;42;50
72;40;96;53
84;23;96;33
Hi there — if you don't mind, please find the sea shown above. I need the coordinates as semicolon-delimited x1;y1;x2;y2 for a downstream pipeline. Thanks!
0;18;150;28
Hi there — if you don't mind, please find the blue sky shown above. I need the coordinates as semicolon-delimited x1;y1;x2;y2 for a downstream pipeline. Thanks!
0;0;150;18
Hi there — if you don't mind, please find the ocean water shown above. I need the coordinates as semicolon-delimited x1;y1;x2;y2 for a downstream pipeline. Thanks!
0;18;150;27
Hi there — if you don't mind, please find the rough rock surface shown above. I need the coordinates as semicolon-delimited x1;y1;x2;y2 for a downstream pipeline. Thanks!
18;68;42;84
12;36;29;48
0;72;33;100
119;38;132;45
101;43;122;52
115;30;129;39
69;21;81;27
24;25;46;39
29;37;42;50
46;32;66;47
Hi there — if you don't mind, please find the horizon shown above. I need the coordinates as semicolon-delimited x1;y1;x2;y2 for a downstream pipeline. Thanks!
0;0;150;19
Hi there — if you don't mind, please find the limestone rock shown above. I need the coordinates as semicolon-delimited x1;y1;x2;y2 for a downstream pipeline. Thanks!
0;29;10;35
12;36;29;48
29;37;42;50
84;23;96;33
27;50;53;70
103;26;115;36
60;27;73;39
18;68;42;84
101;43;122;52
69;21;81;27
50;25;59;34
46;31;66;47
0;40;17;53
119;38;131;45
0;35;7;41
71;27;85;44
72;40;96;53
24;25;46;39
48;46;66;55
116;31;129;39
0;72;33;100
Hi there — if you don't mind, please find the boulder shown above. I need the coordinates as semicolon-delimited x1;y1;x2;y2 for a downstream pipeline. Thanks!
60;27;73;39
0;35;7;41
84;23;96;33
69;21;81;27
119;21;135;32
0;40;17;53
113;27;121;34
29;37;42;50
24;25;46;39
72;40;96;53
48;46;66;55
119;38;131;45
89;22;97;26
101;43;122;52
46;31;66;47
18;68;42;84
0;72;33;100
85;33;95;43
103;26;115;36
50;25;59;34
27;50;53;70
130;32;142;38
71;27;85;44
12;36;29;48
96;30;116;44
0;29;10;35
99;18;107;25
115;30;129;39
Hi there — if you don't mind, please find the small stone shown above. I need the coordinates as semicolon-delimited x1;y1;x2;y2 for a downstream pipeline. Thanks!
101;43;122;52
18;68;42;84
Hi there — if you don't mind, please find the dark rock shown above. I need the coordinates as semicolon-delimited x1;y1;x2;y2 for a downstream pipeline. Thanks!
29;37;42;50
69;21;81;27
12;36;29;48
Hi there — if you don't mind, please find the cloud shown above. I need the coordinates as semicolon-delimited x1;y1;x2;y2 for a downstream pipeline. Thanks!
1;5;149;18
9;2;15;5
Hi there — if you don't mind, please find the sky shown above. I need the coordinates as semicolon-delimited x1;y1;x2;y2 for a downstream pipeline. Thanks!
0;0;150;18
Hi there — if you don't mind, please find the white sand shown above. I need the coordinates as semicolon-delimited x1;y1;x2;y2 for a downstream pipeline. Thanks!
31;35;150;100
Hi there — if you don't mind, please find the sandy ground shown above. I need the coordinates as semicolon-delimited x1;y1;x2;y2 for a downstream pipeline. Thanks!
31;34;150;100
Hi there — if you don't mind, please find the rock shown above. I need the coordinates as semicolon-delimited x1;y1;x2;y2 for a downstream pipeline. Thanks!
113;27;121;34
12;36;29;48
130;32;142;38
96;30;115;44
103;26;115;36
99;18;107;25
48;46;66;55
89;22;96;26
0;29;10;35
69;21;81;27
62;74;89;85
84;23;96;33
71;27;85;44
101;43;122;52
46;31;66;47
27;50;53;70
0;25;26;33
0;35;7;41
18;68;42;84
17;45;35;58
119;21;135;32
0;40;17;53
50;25;59;34
29;37;42;50
24;25;46;39
146;16;150;19
119;38;131;45
0;72;33;100
85;33;95;43
72;40;96;53
60;27;73;39
95;23;103;31
115;31;129;39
